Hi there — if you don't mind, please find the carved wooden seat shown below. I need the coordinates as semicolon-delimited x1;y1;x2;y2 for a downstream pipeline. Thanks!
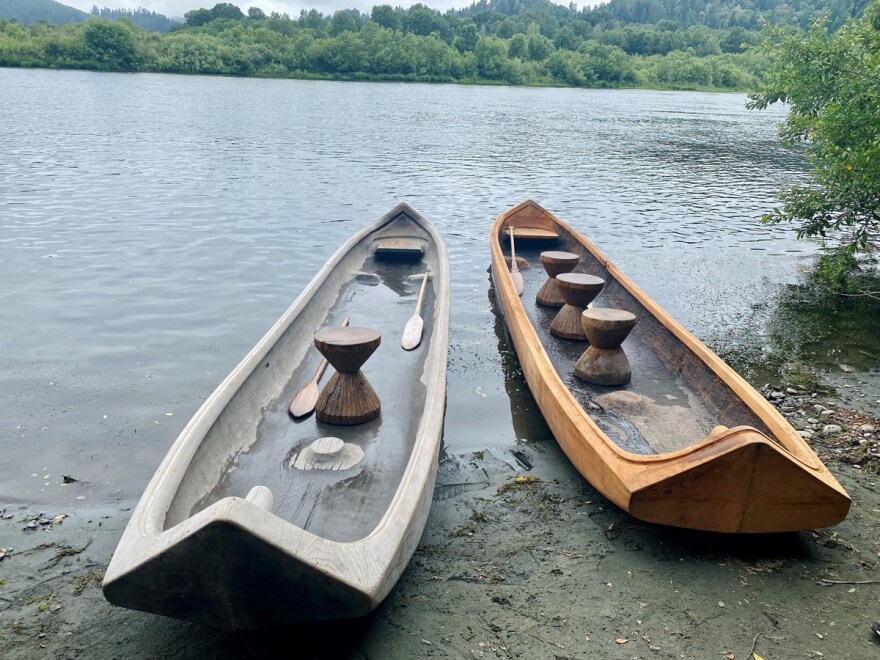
536;251;579;308
574;308;637;386
549;273;605;340
314;326;381;425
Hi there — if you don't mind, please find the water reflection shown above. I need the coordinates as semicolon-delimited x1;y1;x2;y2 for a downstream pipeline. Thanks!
0;69;873;507
714;277;880;383
487;273;555;446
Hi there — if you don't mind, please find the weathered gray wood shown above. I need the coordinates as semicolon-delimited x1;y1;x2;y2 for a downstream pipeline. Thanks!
401;271;429;350
289;437;365;471
103;203;451;629
289;316;350;418
374;237;424;256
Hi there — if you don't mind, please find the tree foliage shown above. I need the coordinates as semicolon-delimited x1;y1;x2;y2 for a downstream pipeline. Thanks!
0;0;793;90
748;1;880;263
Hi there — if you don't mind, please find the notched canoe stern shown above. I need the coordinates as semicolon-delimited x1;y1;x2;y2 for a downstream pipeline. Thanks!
628;430;852;533
103;510;372;630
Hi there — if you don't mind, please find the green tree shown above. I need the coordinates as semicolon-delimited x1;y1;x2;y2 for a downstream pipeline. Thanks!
330;9;362;36
748;2;880;280
475;34;508;79
83;18;139;69
454;22;479;52
370;5;401;32
527;32;553;60
508;32;527;59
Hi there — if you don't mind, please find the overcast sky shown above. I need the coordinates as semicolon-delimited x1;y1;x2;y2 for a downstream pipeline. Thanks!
61;0;577;20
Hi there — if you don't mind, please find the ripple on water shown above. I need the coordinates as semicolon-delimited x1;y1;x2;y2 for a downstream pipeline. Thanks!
0;71;820;507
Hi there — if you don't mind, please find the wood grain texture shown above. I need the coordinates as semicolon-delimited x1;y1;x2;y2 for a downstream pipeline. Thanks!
401;271;429;350
289;316;350;418
490;199;850;533
548;273;605;340
103;203;451;628
536;250;579;308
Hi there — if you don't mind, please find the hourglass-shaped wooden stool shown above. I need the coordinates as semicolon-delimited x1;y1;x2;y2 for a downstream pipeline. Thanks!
574;308;637;386
549;273;605;340
536;251;580;308
314;326;381;425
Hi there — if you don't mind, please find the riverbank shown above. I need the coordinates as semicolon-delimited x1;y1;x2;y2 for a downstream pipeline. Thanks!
1;371;878;659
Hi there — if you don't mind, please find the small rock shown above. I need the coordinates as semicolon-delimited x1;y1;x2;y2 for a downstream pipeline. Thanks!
798;430;814;439
822;425;843;435
820;410;834;418
786;387;798;395
859;424;875;433
813;404;826;413
770;391;785;400
807;418;820;424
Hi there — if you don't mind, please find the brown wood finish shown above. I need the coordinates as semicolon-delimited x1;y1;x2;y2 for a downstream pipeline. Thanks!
490;200;851;533
289;316;350;418
549;273;605;340
314;326;382;425
536;250;580;308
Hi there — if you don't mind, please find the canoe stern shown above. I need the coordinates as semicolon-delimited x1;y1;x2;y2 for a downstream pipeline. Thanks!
628;431;851;533
103;509;375;630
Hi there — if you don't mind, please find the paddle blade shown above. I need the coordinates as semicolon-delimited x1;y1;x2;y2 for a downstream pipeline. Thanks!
401;315;424;350
289;383;319;418
511;270;524;296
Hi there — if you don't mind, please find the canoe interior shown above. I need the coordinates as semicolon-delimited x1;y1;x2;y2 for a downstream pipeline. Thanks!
163;213;437;543
501;233;773;456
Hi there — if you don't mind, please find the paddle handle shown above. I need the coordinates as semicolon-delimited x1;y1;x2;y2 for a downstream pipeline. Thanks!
414;271;429;315
509;227;519;273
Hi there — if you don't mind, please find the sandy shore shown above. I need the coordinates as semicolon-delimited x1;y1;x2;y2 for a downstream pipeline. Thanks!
1;378;878;659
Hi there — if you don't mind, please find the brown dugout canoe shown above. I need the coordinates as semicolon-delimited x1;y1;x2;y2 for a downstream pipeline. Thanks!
103;203;450;628
490;200;850;533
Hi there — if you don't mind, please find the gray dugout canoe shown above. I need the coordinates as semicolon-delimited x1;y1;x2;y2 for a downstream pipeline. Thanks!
103;203;450;629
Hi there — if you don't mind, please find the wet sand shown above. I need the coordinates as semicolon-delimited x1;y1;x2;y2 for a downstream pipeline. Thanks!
1;378;878;659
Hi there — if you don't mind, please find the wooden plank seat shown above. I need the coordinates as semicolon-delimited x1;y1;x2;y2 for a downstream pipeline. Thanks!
506;226;559;240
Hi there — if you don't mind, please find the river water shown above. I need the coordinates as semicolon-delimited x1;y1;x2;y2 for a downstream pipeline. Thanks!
0;68;828;508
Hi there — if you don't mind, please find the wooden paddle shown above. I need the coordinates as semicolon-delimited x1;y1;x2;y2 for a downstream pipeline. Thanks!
401;271;430;351
508;227;524;296
289;316;350;418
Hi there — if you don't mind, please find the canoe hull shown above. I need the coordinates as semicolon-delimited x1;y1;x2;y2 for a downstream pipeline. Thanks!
491;200;850;533
104;203;449;628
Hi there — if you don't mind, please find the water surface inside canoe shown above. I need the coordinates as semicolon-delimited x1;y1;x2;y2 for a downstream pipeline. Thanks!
2;69;875;510
194;258;435;541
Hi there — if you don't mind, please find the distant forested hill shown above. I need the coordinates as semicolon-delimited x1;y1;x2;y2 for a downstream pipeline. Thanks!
462;0;869;30
0;0;88;24
0;0;177;31
89;7;177;32
598;0;871;30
